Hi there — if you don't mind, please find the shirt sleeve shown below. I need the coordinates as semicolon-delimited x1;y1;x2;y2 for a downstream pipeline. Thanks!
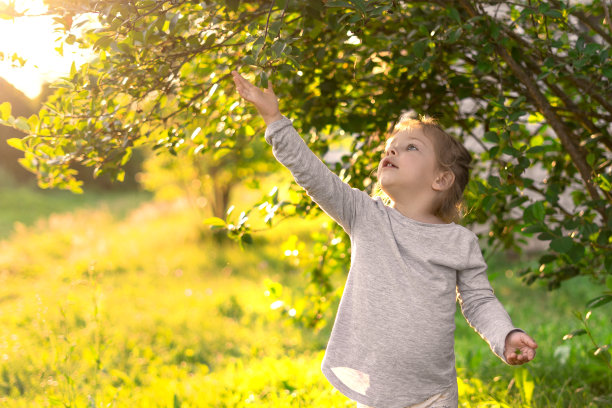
263;115;367;236
456;234;526;365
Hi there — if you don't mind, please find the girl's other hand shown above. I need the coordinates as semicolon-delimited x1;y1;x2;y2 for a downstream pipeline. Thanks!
231;69;282;125
504;330;538;365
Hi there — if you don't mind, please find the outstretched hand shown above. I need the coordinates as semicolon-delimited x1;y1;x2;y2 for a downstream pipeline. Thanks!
504;330;538;365
231;69;282;124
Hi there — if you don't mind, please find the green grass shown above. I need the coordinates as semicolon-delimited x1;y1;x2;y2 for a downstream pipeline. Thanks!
0;183;154;241
0;182;610;407
454;263;611;407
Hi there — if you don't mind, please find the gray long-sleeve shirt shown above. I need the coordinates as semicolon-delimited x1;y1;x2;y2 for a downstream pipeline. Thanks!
264;115;525;408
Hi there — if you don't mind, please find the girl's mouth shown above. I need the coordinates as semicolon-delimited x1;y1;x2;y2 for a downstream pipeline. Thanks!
381;157;398;169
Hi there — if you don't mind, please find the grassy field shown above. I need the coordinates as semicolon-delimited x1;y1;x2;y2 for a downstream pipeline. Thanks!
0;180;610;407
0;167;155;241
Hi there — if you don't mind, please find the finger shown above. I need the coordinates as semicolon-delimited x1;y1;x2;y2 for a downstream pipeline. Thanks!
529;349;536;360
231;73;244;90
231;70;252;89
231;70;243;82
231;73;249;92
521;334;538;349
237;71;263;90
233;80;245;94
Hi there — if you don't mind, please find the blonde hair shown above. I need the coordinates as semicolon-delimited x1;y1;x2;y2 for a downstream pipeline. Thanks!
370;114;474;224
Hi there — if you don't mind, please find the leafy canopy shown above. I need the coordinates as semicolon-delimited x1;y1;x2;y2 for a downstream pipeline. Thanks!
1;0;611;333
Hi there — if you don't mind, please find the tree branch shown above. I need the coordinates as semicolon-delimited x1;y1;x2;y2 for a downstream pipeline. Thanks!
550;0;612;46
456;0;608;223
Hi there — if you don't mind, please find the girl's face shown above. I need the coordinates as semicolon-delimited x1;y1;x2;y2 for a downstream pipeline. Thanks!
377;128;441;199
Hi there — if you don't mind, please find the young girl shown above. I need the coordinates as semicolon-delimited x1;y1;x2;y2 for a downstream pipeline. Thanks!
230;70;538;408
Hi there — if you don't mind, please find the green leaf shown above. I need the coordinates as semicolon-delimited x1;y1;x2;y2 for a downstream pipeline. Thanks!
14;117;30;132
586;295;612;309
203;217;226;227
260;70;268;89
521;224;544;234
6;137;24;151
606;253;612;273
593;347;611;364
543;9;563;19
325;1;354;9
348;13;361;23
121;147;132;165
351;0;366;14
447;27;462;43
502;145;520;157
477;60;492;73
567;243;585;263
271;40;286;58
241;233;253;245
448;7;461;24
550;236;573;253
490;23;501;39
203;33;216;48
526;145;547;154
168;13;180;34
413;39;427;58
93;35;112;51
529;134;544;147
213;147;232;161
268;20;282;39
482;195;495;210
595;173;612;192
0;102;11;120
584;42;599;54
537;231;555;241
527;201;545;221
563;328;586;339
487;175;501;188
242;55;256;66
483;131;499;143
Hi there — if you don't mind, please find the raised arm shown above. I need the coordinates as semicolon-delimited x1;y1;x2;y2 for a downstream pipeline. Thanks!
263;114;366;234
231;69;366;235
456;234;526;365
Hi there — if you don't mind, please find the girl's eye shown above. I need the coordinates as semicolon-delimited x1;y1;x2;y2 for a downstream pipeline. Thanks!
407;144;417;150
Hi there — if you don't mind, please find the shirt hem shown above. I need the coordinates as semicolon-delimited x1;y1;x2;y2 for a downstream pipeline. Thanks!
321;363;375;406
321;363;457;408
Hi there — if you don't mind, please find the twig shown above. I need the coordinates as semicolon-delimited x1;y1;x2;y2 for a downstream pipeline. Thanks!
603;0;612;35
263;0;276;42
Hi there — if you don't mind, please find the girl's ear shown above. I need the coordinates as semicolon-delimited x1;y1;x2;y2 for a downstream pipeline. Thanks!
432;170;455;192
